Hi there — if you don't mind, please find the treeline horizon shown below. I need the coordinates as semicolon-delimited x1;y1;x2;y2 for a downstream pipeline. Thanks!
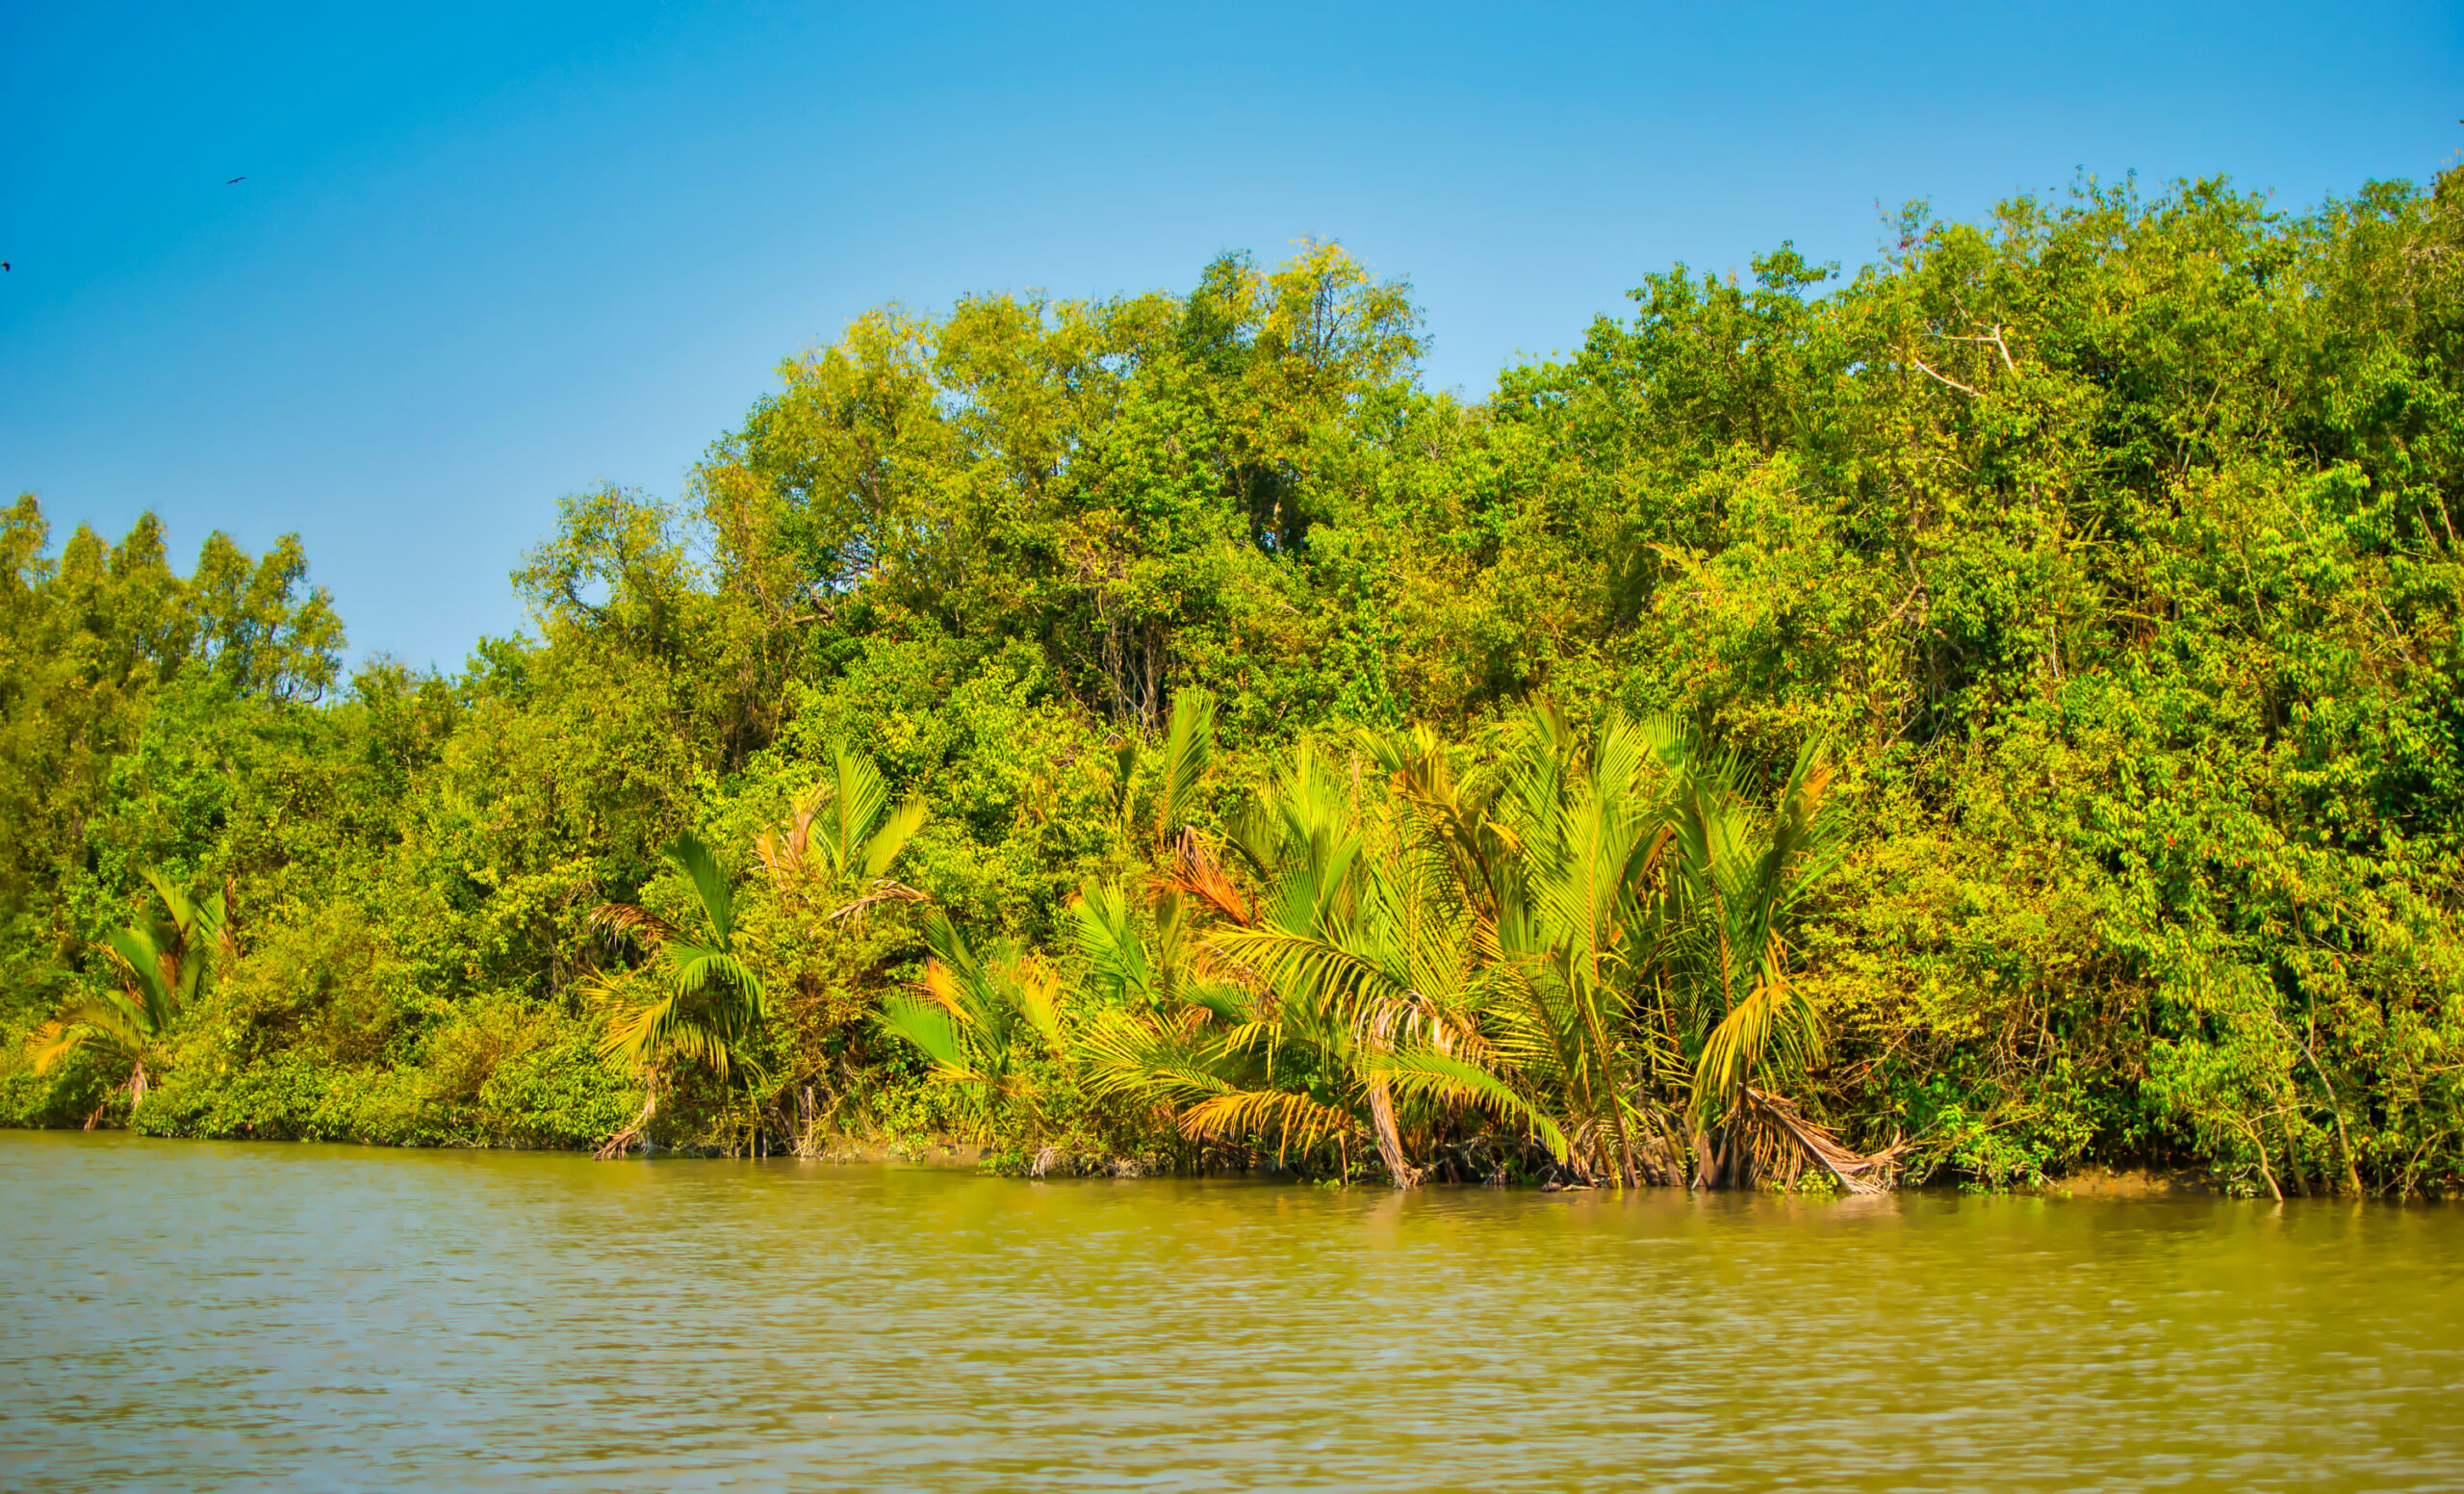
6;161;2462;1196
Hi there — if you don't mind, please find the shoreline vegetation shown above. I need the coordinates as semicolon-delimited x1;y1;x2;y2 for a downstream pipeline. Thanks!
7;164;2464;1197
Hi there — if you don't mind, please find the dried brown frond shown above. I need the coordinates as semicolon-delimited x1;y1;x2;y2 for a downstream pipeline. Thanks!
756;793;817;888
828;879;930;922
1153;829;1257;929
1739;1087;1903;1194
590;902;680;946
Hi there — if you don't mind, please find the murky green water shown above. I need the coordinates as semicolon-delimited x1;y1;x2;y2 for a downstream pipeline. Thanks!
5;1132;2463;1491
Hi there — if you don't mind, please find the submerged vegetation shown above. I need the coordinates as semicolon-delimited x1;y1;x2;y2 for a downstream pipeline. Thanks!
7;163;2464;1196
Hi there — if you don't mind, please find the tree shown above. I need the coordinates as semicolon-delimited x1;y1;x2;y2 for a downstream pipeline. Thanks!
755;745;929;912
1098;736;1566;1185
750;744;930;1136
876;914;1065;1144
1471;708;1684;1187
586;832;767;1156
26;871;232;1124
1667;736;1893;1191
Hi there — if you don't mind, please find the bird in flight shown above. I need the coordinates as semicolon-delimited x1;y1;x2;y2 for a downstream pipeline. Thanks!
226;176;245;185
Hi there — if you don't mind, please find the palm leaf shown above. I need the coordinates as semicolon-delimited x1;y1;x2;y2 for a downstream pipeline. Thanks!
101;926;178;1034
826;746;893;873
1368;1045;1569;1160
591;901;680;946
1179;1087;1356;1153
668;832;735;949
1068;880;1154;1007
672;945;764;1009
1212;924;1419;1025
878;995;981;1079
860;796;929;881
1152;831;1257;929
23;1017;90;1074
1153;687;1217;842
1692;970;1825;1128
594;977;680;1073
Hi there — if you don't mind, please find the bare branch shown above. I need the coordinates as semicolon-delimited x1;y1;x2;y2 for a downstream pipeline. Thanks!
1906;350;1984;399
1937;324;2019;372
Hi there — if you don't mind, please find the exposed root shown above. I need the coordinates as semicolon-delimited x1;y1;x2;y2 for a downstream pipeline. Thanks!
593;1091;658;1160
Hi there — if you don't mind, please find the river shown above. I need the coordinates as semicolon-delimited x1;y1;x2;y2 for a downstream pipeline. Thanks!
4;1130;2462;1490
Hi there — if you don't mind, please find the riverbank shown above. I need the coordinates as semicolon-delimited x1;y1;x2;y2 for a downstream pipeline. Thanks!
12;1122;2376;1198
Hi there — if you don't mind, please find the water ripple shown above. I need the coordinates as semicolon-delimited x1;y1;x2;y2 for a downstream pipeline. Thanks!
4;1133;2462;1491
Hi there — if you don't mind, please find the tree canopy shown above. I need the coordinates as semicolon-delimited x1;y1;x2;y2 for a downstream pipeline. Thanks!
7;167;2464;1196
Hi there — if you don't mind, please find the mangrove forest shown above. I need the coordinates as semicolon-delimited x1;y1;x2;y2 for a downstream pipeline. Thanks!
7;166;2464;1198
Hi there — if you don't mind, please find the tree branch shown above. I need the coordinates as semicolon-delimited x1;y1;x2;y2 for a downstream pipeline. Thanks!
1907;351;1984;399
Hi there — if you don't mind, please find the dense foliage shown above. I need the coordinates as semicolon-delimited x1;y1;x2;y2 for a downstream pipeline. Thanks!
8;166;2463;1196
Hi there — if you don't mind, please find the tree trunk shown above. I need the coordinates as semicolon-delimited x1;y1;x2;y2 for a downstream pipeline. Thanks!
1364;1005;1423;1188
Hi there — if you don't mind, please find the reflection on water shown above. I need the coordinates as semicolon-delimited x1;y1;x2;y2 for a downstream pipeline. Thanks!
4;1130;2462;1491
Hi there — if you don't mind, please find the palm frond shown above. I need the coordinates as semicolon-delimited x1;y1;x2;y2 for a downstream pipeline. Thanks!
821;745;894;874
1152;830;1256;929
878;995;980;1078
860;797;929;882
1068;881;1154;1007
1018;971;1065;1049
668;831;736;949
591;901;680;946
1154;687;1217;842
100;926;178;1034
1692;972;1825;1128
828;878;930;922
1368;1045;1569;1160
671;946;767;1014
1076;1011;1245;1106
1179;1087;1357;1154
23;1017;89;1074
1181;982;1251;1027
1212;924;1414;1023
595;978;680;1073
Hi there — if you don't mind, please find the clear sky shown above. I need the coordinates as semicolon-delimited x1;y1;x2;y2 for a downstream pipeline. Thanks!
3;2;2457;673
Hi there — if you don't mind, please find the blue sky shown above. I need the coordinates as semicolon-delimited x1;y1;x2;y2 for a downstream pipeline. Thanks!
2;2;2457;672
